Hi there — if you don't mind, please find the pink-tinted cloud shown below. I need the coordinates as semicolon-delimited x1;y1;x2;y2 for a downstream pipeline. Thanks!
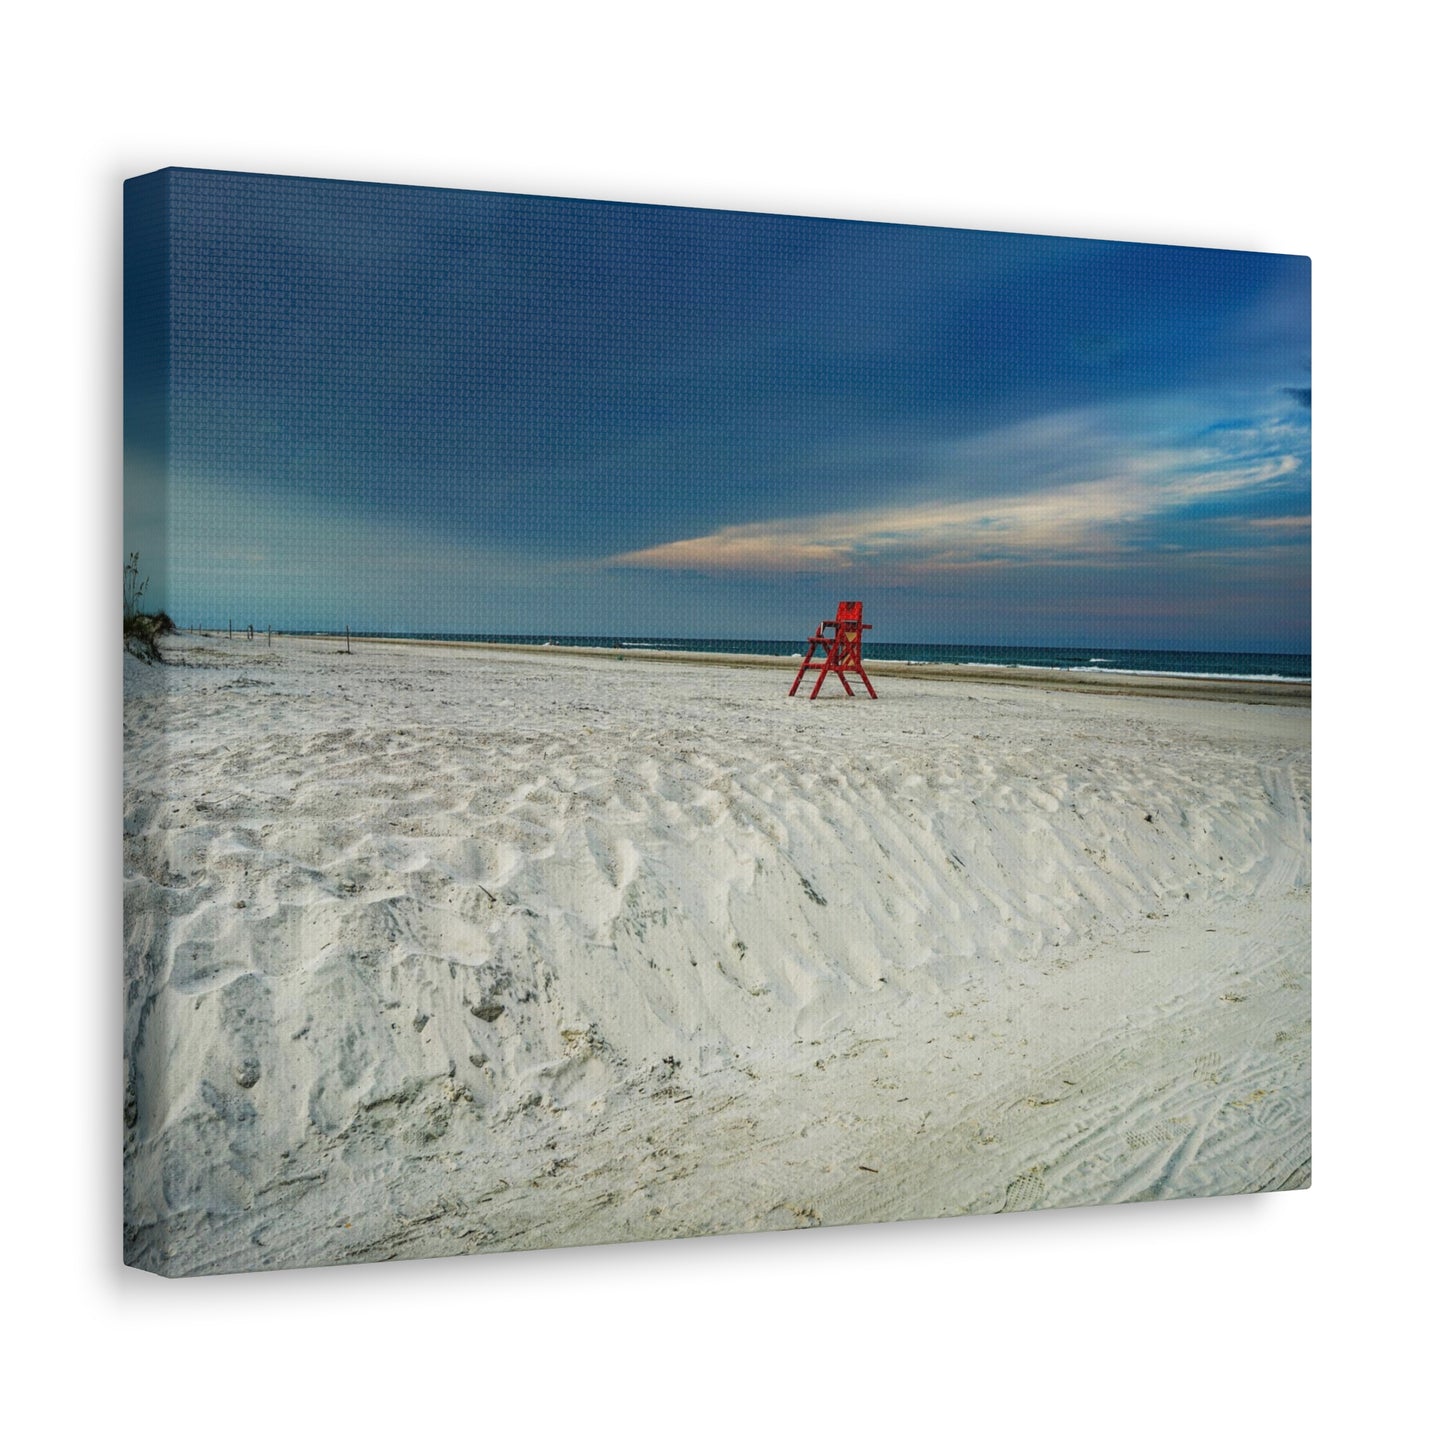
609;450;1302;577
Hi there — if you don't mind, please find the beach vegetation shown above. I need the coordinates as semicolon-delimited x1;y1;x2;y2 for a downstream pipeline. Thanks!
123;551;175;663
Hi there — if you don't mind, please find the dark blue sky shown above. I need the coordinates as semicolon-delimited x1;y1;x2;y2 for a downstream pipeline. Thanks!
125;168;1310;650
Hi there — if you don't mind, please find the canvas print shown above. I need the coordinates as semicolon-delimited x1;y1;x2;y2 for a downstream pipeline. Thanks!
123;169;1310;1276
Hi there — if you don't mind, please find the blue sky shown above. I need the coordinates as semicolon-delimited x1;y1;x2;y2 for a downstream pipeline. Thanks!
125;169;1310;650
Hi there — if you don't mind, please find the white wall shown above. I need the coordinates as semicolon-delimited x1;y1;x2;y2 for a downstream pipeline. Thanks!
7;4;1433;1438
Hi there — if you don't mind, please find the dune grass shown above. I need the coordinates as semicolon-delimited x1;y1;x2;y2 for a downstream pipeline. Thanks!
123;552;175;663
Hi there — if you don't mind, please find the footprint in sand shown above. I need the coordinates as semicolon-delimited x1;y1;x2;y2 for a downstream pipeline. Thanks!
1002;1171;1044;1211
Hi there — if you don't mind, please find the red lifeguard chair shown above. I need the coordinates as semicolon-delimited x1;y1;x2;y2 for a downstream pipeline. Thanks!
789;601;878;699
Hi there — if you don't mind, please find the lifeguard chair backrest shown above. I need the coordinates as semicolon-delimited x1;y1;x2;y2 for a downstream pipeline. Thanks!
836;601;863;622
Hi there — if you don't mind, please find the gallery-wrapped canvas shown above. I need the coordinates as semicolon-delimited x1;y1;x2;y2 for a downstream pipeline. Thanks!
123;169;1310;1276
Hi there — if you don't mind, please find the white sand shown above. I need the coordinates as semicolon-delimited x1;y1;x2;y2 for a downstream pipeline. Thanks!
123;634;1310;1275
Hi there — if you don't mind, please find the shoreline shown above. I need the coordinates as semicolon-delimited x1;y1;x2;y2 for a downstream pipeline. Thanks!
299;633;1312;707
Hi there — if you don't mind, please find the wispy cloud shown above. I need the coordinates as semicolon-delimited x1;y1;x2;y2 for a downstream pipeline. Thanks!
608;397;1309;578
1244;514;1312;532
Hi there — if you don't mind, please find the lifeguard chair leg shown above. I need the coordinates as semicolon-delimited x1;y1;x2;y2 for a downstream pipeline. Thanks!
789;636;821;696
809;633;850;698
810;665;854;699
854;663;878;699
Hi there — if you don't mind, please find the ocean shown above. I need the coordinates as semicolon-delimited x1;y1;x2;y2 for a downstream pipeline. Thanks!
353;634;1311;683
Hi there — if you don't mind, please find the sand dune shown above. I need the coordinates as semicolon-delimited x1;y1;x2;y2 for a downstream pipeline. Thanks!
123;635;1310;1274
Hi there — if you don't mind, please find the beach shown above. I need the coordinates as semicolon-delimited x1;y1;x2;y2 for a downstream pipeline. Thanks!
123;634;1310;1275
